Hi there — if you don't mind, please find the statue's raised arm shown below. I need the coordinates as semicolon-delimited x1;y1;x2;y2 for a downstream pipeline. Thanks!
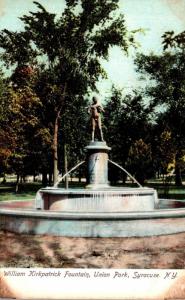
89;96;104;142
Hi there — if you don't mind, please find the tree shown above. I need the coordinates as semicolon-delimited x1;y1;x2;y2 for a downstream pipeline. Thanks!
58;94;89;185
162;31;185;50
126;139;153;185
0;72;15;181
104;86;154;183
153;128;175;176
0;0;137;184
6;86;43;190
135;51;185;185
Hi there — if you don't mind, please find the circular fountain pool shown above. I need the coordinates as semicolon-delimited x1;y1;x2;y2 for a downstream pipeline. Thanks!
1;190;185;237
1;141;185;237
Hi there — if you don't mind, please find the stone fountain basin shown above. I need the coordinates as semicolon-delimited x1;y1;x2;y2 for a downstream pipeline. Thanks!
0;193;185;237
35;187;159;212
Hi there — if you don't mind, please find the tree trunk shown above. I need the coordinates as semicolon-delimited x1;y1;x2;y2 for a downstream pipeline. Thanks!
78;170;82;183
33;170;37;182
49;172;53;186
15;174;20;193
53;114;59;185
122;172;127;184
53;83;67;185
175;152;182;186
2;173;6;183
64;143;68;189
175;166;182;186
42;171;48;186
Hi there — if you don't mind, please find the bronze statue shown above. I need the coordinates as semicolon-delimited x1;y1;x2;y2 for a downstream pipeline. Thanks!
88;96;104;142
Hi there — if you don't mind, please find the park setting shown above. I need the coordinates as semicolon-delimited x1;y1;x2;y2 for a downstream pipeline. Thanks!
0;0;185;280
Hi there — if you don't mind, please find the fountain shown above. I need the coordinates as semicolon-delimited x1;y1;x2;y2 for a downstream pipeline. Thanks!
35;140;158;213
0;97;185;237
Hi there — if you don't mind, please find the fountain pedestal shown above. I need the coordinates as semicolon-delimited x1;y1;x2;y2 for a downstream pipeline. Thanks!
85;141;111;189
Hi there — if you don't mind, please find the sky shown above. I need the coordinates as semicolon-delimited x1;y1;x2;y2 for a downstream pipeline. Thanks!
0;0;184;99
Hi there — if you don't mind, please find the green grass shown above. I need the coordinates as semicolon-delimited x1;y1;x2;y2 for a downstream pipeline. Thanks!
145;182;185;200
0;183;42;201
0;192;35;201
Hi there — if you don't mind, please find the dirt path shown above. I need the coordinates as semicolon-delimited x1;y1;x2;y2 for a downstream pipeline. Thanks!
1;230;185;268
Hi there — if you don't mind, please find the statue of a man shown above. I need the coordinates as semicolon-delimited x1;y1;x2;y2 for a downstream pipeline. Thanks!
88;96;104;142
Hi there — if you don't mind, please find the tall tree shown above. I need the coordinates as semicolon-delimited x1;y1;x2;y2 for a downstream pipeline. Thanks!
135;51;185;185
104;86;153;183
0;72;14;181
126;139;153;185
0;1;137;184
7;86;42;190
58;94;89;185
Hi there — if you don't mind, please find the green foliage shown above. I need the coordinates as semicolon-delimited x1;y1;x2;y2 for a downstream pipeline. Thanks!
0;1;137;182
135;51;185;144
58;95;89;171
135;50;185;184
0;0;134;93
162;31;185;50
126;139;153;184
104;86;153;183
8;87;42;174
0;73;15;175
155;129;175;174
0;30;36;67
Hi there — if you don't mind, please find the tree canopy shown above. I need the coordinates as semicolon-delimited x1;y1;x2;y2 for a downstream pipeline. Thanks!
135;50;185;185
0;0;137;185
0;1;184;188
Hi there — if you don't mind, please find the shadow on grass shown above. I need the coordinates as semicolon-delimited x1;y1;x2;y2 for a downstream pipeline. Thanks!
48;242;77;267
159;193;185;200
0;231;53;267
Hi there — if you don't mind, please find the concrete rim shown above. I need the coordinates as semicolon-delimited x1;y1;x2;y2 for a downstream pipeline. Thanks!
1;206;185;220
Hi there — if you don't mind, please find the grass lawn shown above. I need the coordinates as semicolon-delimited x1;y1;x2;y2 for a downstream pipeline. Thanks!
0;192;35;201
147;183;185;200
0;183;42;201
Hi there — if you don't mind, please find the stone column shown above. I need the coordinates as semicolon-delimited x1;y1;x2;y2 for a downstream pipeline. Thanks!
85;141;111;189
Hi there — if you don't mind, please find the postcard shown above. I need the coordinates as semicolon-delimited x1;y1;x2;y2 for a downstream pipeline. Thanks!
0;0;185;299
